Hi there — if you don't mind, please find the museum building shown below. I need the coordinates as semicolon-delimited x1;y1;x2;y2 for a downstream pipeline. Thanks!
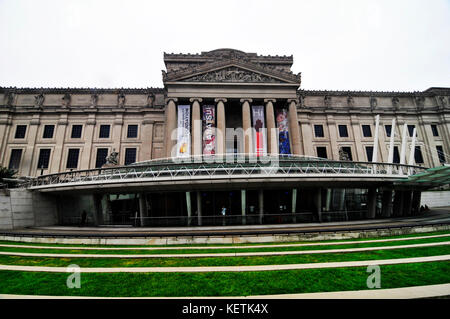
0;49;449;228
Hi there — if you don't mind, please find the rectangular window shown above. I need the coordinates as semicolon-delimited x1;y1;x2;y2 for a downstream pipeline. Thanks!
95;148;108;168
385;125;392;137
365;146;374;162
341;147;353;161
362;125;372;137
15;125;27;139
99;125;110;138
314;125;324;137
414;146;424;164
316;147;327;159
393;146;400;164
71;125;82;138
407;125;416;137
43;125;55;139
127;125;138;138
8;149;23;170
338;125;349;138
124;148;137;165
431;125;439;137
66;149;80;169
436;146;446;163
37;149;51;169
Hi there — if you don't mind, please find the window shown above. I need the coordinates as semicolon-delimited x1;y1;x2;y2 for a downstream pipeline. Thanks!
362;125;372;137
71;125;82;138
340;147;353;161
436;146;446;163
414;146;424;164
127;125;138;138
407;125;416;137
316;147;327;159
365;146;374;162
95;148;108;168
43;125;55;139
37;149;51;169
99;125;110;138
8;149;23;170
124;148;137;165
431;125;439;137
338;125;348;138
15;125;27;139
66;149;80;169
385;125;392;137
393;147;400;164
314;125;324;137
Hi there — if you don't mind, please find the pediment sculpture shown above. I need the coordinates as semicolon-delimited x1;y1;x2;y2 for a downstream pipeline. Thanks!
181;67;284;83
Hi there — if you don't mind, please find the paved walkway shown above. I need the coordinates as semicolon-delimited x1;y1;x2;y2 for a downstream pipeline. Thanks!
1;283;449;299
0;255;449;273
0;241;448;258
1;233;448;251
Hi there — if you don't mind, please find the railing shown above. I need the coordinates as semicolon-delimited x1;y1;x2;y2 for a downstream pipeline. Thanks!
22;154;427;189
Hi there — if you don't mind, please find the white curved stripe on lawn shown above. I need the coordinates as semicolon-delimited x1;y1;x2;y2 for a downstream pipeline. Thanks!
0;255;449;273
0;241;449;258
0;233;449;251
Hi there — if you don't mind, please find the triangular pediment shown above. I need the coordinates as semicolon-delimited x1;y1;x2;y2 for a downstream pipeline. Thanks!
163;59;301;85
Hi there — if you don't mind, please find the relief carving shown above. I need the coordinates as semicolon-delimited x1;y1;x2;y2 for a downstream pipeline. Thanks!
392;97;399;109
347;95;354;108
90;93;98;108
118;93;126;108
181;67;281;83
370;97;377;110
415;96;425;110
34;93;45;109
62;93;71;108
324;96;332;108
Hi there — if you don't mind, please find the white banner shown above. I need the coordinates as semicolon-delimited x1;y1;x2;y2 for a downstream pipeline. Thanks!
177;104;191;157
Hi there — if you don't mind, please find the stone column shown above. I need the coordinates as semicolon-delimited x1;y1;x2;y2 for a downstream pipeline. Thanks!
325;189;332;212
351;115;364;161
381;190;393;217
141;117;154;161
112;113;124;163
241;189;246;225
258;189;264;224
196;191;202;226
190;98;202;158
186;192;192;226
264;99;278;156
411;191;421;216
292;189;297;223
393;190;404;217
366;188;377;219
139;193;147;227
402;190;413;216
288;99;301;155
165;98;177;158
215;98;227;156
80;114;96;169
23;115;40;176
50;115;68;173
241;99;253;155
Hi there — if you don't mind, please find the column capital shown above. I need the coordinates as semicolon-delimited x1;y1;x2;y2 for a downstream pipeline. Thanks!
287;98;297;104
264;98;276;103
165;97;178;104
240;98;253;104
189;98;203;103
214;98;227;103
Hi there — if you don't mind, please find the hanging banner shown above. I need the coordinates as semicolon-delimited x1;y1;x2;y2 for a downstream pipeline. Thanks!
252;105;267;156
202;105;216;155
276;109;291;155
177;104;191;157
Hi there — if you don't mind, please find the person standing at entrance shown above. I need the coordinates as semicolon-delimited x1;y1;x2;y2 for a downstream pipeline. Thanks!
221;206;226;226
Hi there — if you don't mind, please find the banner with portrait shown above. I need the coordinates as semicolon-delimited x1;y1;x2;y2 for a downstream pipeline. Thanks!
252;105;267;156
177;104;191;157
202;105;216;155
276;109;291;155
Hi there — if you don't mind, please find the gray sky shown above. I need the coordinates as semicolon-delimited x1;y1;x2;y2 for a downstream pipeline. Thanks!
0;0;449;91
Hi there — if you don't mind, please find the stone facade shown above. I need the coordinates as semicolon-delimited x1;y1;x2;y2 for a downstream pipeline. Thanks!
0;49;449;177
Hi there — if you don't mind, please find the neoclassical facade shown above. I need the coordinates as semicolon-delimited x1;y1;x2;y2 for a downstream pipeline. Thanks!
0;49;449;228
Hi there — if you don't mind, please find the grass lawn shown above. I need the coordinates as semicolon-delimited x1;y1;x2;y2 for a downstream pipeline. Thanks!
0;245;449;268
0;235;449;255
0;261;448;297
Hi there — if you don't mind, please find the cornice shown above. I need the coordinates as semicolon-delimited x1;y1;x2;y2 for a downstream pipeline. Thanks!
0;87;164;94
298;89;449;97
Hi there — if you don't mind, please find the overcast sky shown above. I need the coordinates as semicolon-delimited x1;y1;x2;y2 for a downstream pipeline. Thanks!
0;0;449;91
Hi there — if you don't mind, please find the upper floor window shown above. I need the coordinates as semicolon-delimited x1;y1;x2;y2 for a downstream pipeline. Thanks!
66;149;80;169
71;125;83;138
15;125;27;139
407;125;416;137
431;125;439;137
365;146;374;162
127;125;138;138
37;149;51;169
95;148;108;168
314;125;324;138
124;148;137;165
414;146;424;164
436;146;445;163
99;125;110;138
385;125;392;137
393;146;400;164
43;125;55;139
340;147;353;161
8;149;23;170
362;125;372;137
316;147;327;159
338;125;348;138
